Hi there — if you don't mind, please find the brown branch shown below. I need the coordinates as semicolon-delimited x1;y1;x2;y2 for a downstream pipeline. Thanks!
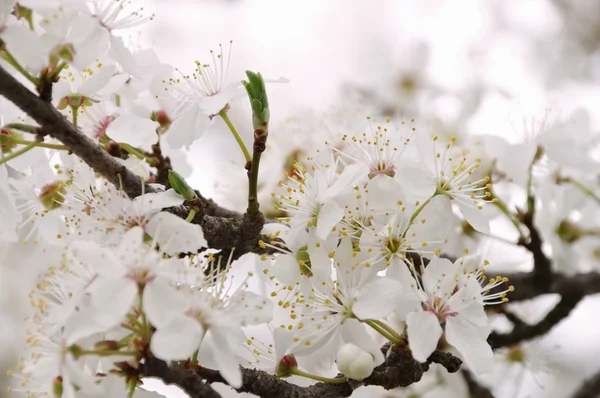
194;345;460;398
0;65;273;258
143;356;222;398
0;65;156;200
488;292;583;349
520;211;553;287
499;272;600;302
462;369;495;398
571;370;600;398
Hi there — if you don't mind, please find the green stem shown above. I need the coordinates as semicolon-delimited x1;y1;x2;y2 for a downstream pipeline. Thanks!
247;144;262;213
474;229;519;246
185;208;197;222
403;195;434;237
190;350;199;368
11;138;68;150
290;368;348;384
491;194;525;239
371;320;403;342
0;50;39;85
365;320;401;344
119;142;146;160
0;142;36;165
71;106;79;128
52;62;67;80
219;109;251;162
563;177;600;206
138;290;151;342
7;123;38;133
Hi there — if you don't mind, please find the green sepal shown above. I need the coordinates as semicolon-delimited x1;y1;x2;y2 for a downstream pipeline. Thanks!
168;170;196;201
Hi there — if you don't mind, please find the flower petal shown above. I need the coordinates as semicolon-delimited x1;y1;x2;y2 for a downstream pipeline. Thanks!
406;311;443;362
207;327;243;388
143;279;188;329
341;319;384;366
150;315;204;360
89;277;137;329
272;254;302;286
106;114;159;148
316;200;343;240
353;278;403;320
445;314;494;374
146;212;207;256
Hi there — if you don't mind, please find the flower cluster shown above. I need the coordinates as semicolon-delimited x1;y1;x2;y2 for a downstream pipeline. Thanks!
1;1;600;398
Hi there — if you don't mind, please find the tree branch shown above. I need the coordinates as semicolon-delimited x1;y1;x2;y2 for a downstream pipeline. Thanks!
143;356;222;398
498;272;600;302
488;293;583;349
462;369;495;398
571;370;600;398
0;65;274;258
0;65;155;199
193;346;460;398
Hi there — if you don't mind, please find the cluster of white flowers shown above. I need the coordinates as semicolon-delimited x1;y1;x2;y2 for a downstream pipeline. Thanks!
2;1;600;398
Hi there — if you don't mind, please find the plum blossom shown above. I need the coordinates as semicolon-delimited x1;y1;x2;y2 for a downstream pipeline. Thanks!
405;257;495;374
289;238;402;364
397;133;493;233
149;255;273;388
159;42;245;149
274;150;368;242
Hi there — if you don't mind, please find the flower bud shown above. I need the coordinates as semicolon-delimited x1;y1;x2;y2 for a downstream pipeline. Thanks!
53;376;63;397
168;170;196;201
336;343;375;381
242;71;269;129
275;354;298;377
39;181;66;210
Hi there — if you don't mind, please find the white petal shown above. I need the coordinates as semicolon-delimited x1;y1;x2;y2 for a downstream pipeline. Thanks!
69;241;124;277
146;212;207;255
341;319;384;366
96;73;129;97
406;311;443;362
133;189;185;214
445;315;494;374
106;115;158;148
273;328;295;365
166;104;208;149
325;163;368;200
272;254;302;286
234;291;274;326
458;201;490;234
207;328;243;388
1;24;46;72
150;315;204;360
79;65;117;96
306;244;333;281
422;257;459;299
89;277;137;329
143;280;188;329
315;200;343;240
198;82;245;115
353;278;403;320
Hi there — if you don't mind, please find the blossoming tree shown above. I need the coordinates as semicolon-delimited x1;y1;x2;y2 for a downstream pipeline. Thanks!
1;1;600;398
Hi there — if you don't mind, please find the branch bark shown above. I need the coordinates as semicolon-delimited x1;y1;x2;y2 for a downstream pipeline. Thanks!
488;293;583;349
143;356;222;398
0;65;273;258
571;370;600;398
